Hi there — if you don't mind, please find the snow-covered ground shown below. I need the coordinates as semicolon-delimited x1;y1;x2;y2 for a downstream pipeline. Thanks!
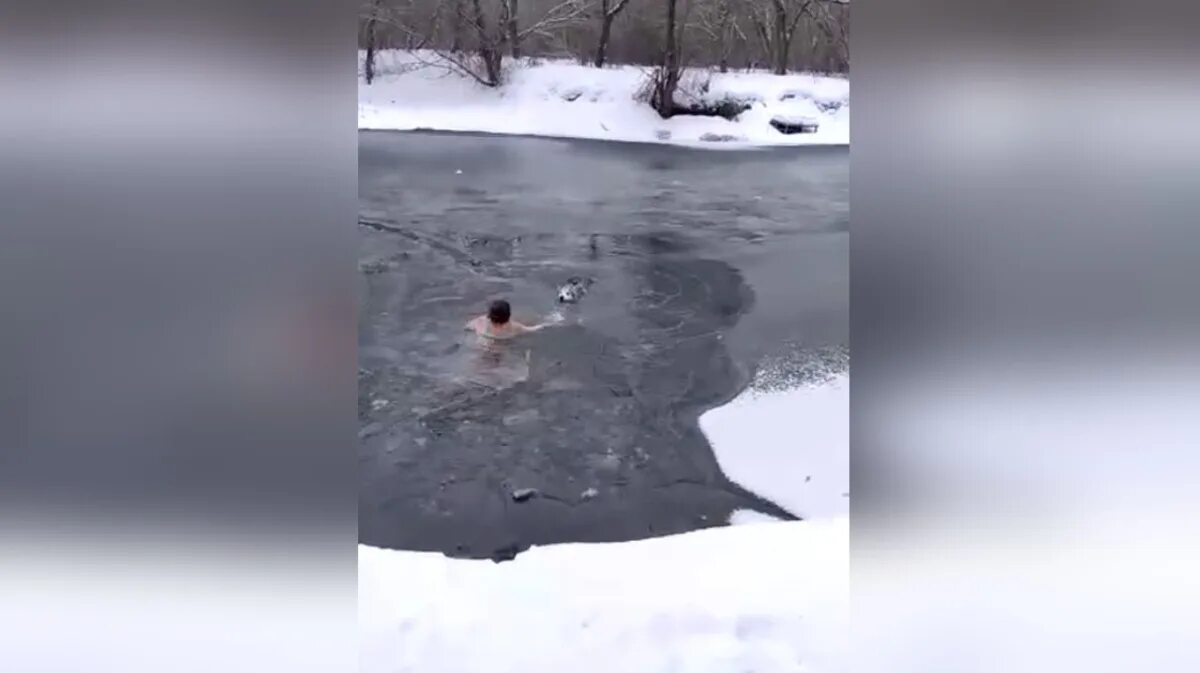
359;50;849;147
360;518;848;673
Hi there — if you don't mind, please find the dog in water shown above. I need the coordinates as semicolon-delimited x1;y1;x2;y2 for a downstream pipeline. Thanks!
557;276;594;303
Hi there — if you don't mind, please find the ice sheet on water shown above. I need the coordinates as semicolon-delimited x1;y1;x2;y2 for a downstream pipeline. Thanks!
700;345;849;520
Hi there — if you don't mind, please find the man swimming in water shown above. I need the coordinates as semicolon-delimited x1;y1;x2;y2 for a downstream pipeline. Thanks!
465;299;559;340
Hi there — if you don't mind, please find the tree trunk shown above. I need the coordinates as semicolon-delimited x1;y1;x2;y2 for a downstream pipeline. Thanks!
451;0;463;52
506;0;521;58
716;0;731;73
471;0;489;46
665;0;678;75
470;0;503;86
363;4;379;84
771;0;788;74
486;49;502;83
652;0;680;118
595;0;631;68
595;15;614;67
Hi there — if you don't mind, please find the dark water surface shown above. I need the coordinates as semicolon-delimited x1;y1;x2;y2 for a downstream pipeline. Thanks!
358;131;847;559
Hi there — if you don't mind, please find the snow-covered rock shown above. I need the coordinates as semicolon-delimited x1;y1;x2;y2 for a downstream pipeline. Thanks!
510;487;539;502
700;132;744;143
770;115;821;134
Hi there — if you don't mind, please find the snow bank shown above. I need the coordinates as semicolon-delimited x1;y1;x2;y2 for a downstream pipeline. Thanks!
358;50;849;148
359;517;848;673
700;374;849;519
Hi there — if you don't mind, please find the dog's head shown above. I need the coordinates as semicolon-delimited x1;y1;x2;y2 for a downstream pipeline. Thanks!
557;277;593;303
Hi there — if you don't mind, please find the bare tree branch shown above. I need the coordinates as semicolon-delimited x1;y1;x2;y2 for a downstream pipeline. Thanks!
518;0;594;40
606;0;632;19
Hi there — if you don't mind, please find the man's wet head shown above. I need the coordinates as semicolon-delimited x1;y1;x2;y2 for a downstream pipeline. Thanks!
487;299;511;325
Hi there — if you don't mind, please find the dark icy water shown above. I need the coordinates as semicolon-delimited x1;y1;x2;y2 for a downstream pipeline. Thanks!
359;131;847;559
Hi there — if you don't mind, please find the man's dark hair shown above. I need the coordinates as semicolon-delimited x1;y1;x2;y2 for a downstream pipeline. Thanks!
487;299;511;325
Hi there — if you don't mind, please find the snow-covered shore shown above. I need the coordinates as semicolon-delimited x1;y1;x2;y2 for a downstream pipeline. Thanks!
357;372;849;673
358;50;849;148
360;517;848;673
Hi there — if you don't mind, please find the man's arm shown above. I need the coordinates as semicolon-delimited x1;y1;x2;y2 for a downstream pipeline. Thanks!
514;313;564;333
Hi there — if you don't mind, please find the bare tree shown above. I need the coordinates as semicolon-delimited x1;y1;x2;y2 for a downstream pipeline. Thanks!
361;0;439;55
713;0;736;72
745;0;812;75
503;0;522;56
647;0;682;117
421;0;593;86
358;0;847;80
361;0;439;82
693;0;746;72
593;0;633;67
449;0;465;51
362;0;386;83
808;0;848;70
467;0;505;83
359;0;502;86
521;0;594;49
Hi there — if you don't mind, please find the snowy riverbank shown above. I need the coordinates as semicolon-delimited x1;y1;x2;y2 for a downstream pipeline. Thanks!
360;517;848;673
358;50;849;147
358;371;849;672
